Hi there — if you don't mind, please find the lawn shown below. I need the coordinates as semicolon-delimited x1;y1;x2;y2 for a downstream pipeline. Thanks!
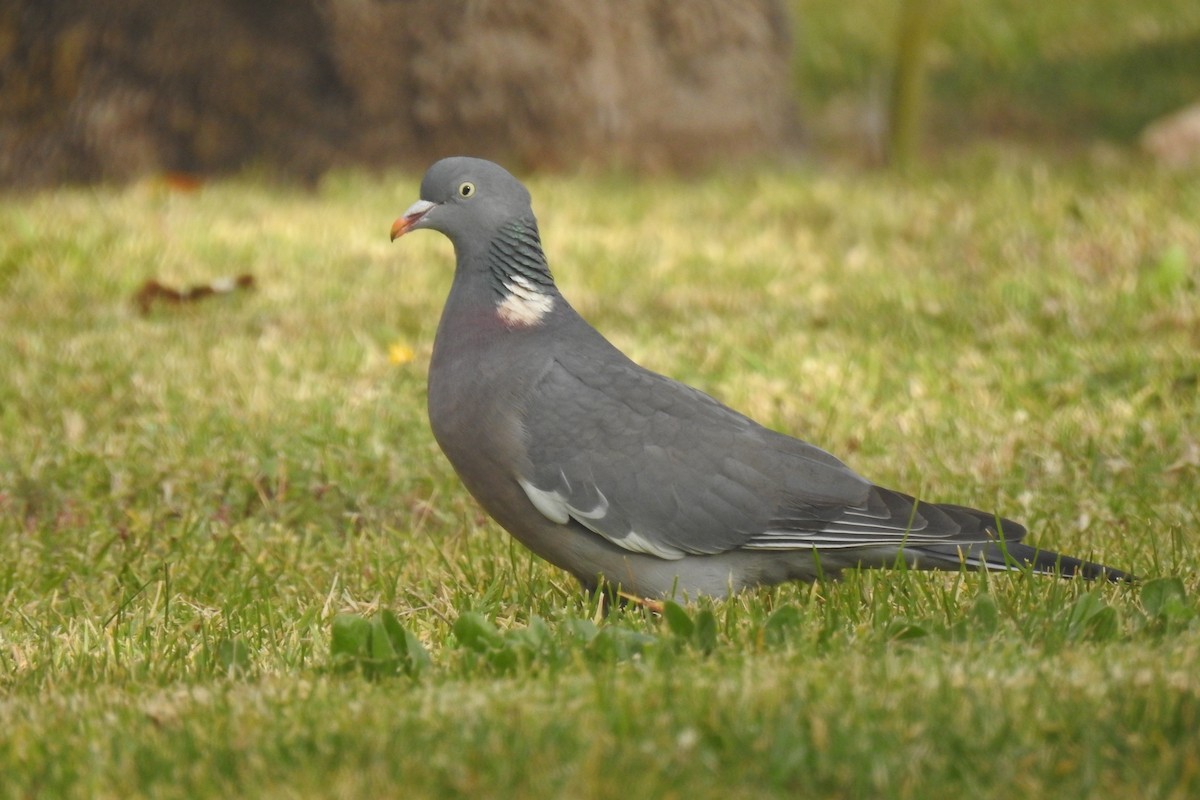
3;3;1200;798
2;149;1197;799
796;0;1200;156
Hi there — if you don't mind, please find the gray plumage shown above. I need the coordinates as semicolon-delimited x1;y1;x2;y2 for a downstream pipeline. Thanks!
391;157;1131;598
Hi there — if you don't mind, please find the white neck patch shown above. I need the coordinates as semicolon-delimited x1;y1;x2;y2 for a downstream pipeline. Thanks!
496;273;554;327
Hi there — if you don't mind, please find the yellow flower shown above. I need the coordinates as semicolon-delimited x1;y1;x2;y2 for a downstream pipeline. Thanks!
388;342;415;366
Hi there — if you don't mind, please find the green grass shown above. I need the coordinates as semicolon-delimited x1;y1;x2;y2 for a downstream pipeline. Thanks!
794;0;1200;155
2;153;1198;798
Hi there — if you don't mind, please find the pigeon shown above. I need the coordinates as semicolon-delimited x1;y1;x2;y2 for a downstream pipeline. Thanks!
390;157;1131;599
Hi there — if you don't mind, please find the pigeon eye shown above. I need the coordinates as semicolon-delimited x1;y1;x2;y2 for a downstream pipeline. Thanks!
458;181;476;198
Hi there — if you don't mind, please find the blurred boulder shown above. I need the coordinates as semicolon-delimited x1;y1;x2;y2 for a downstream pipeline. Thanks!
0;0;349;185
1140;101;1200;169
0;0;796;187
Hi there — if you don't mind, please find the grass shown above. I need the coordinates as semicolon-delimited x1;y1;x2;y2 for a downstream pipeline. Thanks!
2;152;1198;799
794;0;1200;157
3;3;1200;797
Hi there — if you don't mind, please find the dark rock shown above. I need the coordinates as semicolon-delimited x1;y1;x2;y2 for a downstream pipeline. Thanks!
0;0;797;187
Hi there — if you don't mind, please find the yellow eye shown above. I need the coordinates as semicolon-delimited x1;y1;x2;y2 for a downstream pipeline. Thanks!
458;181;476;198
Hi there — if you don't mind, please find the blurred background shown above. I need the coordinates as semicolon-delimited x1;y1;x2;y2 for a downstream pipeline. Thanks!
1;0;1199;187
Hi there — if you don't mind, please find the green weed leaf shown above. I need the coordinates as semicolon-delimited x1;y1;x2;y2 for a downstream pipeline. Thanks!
763;605;802;647
1066;593;1119;641
1141;577;1187;618
662;601;695;639
886;620;933;642
331;612;428;678
969;593;999;635
453;612;504;653
330;614;372;669
377;609;431;677
694;608;718;653
587;626;658;663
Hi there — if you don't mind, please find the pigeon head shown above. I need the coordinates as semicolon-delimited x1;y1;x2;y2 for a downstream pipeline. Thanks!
390;157;534;245
393;158;558;328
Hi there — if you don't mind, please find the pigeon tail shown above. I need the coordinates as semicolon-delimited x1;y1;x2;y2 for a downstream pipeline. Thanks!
916;537;1134;582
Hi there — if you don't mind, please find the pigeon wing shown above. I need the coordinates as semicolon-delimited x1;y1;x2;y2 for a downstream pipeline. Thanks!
517;351;879;559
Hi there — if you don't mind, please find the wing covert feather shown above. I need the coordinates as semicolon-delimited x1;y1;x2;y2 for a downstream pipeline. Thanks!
518;353;873;557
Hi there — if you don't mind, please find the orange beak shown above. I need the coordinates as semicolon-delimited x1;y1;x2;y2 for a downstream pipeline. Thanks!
390;199;436;241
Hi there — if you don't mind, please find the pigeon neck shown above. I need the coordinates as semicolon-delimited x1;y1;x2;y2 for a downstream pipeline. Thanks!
485;217;557;328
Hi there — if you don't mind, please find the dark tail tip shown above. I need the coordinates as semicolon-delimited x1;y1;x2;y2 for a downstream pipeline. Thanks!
1012;545;1135;583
